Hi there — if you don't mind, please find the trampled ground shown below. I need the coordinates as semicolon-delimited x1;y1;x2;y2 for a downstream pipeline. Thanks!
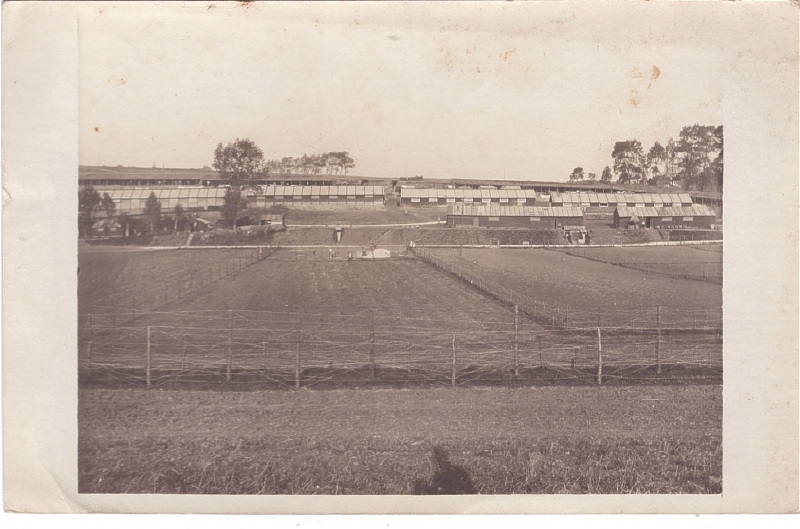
79;385;722;494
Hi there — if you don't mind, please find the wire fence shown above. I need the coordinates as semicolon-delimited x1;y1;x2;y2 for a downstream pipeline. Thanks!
554;247;722;285
412;247;723;330
79;248;271;327
79;308;722;388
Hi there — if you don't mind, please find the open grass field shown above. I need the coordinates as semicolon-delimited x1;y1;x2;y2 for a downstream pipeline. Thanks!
430;248;722;329
79;246;263;319
554;244;722;284
82;249;721;387
79;385;722;494
79;246;723;495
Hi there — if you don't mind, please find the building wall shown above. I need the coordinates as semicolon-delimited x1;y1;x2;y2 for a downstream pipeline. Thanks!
447;215;582;229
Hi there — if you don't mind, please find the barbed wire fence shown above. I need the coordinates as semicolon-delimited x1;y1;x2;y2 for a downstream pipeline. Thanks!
411;247;723;331
79;306;722;389
79;248;271;328
554;248;723;285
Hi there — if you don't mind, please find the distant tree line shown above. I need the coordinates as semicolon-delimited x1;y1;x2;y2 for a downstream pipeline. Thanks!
568;124;723;191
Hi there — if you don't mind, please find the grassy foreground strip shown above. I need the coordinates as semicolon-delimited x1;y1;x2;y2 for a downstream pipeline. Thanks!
79;386;721;494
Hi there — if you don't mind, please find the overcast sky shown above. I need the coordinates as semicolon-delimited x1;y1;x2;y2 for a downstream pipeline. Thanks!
79;2;725;182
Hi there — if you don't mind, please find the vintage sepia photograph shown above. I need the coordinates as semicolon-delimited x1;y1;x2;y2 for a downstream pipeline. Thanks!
72;3;728;496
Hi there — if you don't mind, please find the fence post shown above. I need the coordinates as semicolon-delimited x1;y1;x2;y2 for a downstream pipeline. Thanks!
182;345;187;370
370;309;376;378
87;314;93;369
178;279;182;299
596;327;603;385
451;333;457;387
226;309;233;382
565;305;569;329
263;342;267;372
656;306;662;374
165;284;169;305
295;329;301;389
146;326;151;388
538;335;544;369
513;305;519;377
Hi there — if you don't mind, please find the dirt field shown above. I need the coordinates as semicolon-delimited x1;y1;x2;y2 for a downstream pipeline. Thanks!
79;385;722;494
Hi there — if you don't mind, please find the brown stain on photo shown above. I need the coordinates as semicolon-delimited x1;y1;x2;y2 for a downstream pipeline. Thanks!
648;66;661;89
93;127;100;133
501;48;516;63
630;89;640;108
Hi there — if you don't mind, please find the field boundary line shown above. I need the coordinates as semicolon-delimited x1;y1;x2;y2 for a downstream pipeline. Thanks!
416;239;721;249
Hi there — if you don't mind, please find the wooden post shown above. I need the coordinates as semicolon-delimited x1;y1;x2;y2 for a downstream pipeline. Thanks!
513;305;519;377
451;333;457;387
165;284;169;305
538;335;544;369
182;345;187;370
178;279;182;299
87;315;93;368
146;326;151;388
226;261;229;276
295;329;301;389
226;309;233;382
565;305;569;328
596;327;603;385
370;309;376;378
656;306;662;374
263;342;267;372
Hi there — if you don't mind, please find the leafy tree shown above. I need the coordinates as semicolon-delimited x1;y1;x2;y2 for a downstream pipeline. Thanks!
143;192;162;234
79;185;101;237
665;137;679;183
646;141;666;181
600;166;613;182
173;203;186;232
213;138;265;187
676;125;723;190
612;140;645;184
587;172;597;181
701;145;724;190
118;213;134;237
100;192;116;219
340;151;355;175
221;187;248;229
569;167;585;181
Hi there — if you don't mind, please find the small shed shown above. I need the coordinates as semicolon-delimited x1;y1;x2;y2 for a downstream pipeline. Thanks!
256;214;285;227
91;218;122;236
360;248;392;259
191;218;213;232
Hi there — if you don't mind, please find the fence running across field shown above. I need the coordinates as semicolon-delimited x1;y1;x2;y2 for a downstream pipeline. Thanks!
79;248;270;327
412;248;723;331
79;307;722;388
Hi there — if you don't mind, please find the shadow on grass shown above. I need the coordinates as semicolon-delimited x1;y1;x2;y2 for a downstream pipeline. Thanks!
412;445;476;495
